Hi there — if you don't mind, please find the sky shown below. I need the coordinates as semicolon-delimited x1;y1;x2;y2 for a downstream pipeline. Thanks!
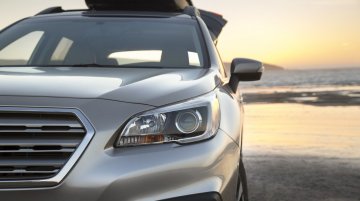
0;0;359;69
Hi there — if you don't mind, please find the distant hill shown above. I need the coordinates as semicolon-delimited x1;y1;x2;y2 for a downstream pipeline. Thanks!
263;63;285;71
224;62;285;71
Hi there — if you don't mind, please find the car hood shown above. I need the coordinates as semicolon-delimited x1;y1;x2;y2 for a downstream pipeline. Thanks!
0;67;220;106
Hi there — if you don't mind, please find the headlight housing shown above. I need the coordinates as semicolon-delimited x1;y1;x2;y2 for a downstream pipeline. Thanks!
115;92;220;147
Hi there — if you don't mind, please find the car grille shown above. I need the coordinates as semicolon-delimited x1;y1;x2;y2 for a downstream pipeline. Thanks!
0;109;90;182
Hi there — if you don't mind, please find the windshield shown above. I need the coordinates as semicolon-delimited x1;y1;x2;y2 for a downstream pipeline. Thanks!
0;17;207;68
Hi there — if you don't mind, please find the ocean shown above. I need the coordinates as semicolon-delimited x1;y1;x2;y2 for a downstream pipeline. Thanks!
239;68;360;88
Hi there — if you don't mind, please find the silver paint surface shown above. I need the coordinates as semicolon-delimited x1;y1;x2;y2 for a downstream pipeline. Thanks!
0;14;245;201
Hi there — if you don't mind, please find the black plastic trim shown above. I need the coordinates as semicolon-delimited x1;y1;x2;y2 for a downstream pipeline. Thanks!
36;7;64;16
160;192;222;201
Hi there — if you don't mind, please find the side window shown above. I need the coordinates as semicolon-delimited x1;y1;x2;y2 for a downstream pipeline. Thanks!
50;37;74;64
0;31;44;65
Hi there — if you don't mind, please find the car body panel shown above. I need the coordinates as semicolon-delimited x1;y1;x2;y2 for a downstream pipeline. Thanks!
0;96;239;201
0;67;220;106
217;88;244;146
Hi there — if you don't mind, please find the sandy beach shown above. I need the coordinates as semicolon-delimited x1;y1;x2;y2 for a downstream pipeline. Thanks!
241;88;360;201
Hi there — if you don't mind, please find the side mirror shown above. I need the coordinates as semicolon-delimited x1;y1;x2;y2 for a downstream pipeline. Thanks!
229;58;264;92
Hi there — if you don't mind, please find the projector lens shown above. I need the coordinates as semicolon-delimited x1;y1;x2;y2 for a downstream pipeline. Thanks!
175;110;202;134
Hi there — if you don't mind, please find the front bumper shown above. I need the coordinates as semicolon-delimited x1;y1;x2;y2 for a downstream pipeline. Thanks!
0;97;240;201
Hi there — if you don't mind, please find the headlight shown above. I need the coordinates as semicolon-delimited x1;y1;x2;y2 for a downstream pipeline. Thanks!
115;92;220;147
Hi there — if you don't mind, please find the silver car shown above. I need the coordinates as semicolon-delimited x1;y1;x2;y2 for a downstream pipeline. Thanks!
0;2;263;201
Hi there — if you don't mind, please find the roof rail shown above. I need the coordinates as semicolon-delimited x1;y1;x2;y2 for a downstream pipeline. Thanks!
36;5;199;17
36;7;64;16
183;6;200;17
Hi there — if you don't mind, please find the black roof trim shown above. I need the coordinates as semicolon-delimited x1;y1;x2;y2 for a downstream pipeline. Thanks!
36;7;89;16
81;11;185;18
36;7;64;15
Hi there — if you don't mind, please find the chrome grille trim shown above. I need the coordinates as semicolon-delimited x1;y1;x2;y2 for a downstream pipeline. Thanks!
0;107;95;188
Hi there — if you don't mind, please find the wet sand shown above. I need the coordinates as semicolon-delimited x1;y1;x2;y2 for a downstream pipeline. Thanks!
242;101;360;201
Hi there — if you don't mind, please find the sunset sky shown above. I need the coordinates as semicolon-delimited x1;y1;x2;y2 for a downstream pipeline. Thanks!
1;0;359;69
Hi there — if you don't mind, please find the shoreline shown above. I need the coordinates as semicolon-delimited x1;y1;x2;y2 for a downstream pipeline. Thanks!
241;86;360;106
